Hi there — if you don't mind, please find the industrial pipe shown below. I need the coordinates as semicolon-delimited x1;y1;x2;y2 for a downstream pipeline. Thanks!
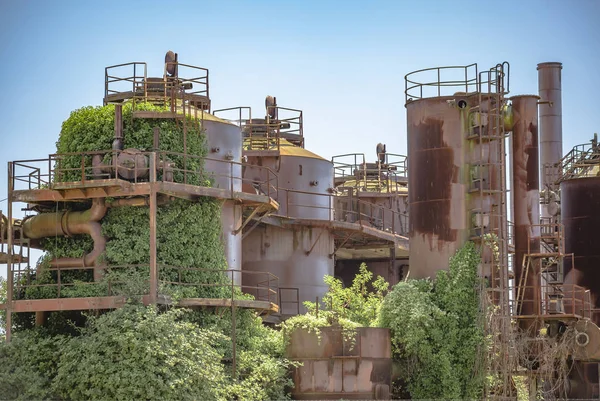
510;95;541;325
538;62;563;199
22;198;107;268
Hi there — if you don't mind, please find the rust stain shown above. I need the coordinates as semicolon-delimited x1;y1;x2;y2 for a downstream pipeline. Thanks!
409;117;457;243
562;178;600;320
526;122;539;191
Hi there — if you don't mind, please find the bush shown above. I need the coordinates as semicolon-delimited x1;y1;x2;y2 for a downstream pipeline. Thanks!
52;305;229;401
378;242;485;400
0;330;66;400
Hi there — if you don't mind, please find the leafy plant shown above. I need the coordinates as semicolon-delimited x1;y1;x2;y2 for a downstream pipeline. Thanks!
378;242;485;400
52;305;229;401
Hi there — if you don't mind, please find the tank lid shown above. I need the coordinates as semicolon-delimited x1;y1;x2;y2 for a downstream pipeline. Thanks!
279;139;327;160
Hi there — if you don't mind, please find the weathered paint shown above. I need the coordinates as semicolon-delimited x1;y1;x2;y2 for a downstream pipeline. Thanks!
203;118;243;280
538;62;563;201
406;96;468;279
287;327;392;400
242;224;333;313
562;177;600;317
510;95;541;318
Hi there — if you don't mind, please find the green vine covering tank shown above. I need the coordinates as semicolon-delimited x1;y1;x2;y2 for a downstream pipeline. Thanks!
24;103;231;304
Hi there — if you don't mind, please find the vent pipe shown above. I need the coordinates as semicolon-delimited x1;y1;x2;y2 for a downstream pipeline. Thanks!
537;62;563;218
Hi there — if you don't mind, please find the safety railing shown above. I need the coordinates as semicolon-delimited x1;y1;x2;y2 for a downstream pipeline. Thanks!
272;187;409;236
104;62;147;104
405;62;510;102
213;106;304;150
332;153;408;193
12;264;279;305
510;284;592;319
405;64;479;101
160;266;278;304
164;61;209;102
278;287;300;316
10;151;279;200
104;61;210;110
546;140;600;185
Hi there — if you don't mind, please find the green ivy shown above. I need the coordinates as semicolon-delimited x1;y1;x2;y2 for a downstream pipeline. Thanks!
378;242;485;400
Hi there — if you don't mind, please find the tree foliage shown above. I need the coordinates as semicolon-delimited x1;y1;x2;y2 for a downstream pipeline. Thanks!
1;103;295;400
378;242;485;400
282;263;387;344
53;305;228;401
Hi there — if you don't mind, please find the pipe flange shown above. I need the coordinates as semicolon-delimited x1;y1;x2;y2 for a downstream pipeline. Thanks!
576;331;590;347
61;210;72;237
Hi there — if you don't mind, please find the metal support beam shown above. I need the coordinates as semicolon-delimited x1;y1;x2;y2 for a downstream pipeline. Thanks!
149;154;158;304
234;206;263;235
305;230;324;256
329;232;354;258
6;162;13;342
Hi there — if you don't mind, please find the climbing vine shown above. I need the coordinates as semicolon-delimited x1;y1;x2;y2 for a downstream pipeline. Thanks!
378;242;486;400
2;103;295;400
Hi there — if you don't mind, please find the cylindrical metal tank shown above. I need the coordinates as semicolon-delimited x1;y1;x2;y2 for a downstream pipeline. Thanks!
510;95;541;317
243;224;333;314
242;140;335;311
202;116;243;281
561;177;600;318
406;95;469;279
538;62;563;200
243;140;333;219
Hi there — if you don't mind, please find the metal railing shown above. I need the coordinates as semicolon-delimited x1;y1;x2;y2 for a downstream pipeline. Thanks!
104;62;147;103
278;287;300;316
104;61;210;110
510;284;592;319
213;106;304;150
405;62;510;102
332;153;408;193
405;64;479;101
272;187;409;236
12;264;279;305
10;151;279;200
544;139;600;186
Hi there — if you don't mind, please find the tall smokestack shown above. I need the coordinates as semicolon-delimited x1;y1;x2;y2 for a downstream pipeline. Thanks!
537;62;563;218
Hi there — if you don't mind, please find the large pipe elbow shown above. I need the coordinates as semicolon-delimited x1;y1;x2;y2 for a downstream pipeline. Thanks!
22;198;108;269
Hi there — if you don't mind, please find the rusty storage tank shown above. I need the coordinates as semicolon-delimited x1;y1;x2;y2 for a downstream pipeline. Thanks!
561;177;600;316
405;65;508;282
202;114;243;281
405;91;469;279
242;137;334;313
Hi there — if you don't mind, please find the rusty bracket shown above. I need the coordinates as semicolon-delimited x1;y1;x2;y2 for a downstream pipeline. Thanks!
305;230;324;256
242;212;270;240
233;205;265;235
329;232;354;258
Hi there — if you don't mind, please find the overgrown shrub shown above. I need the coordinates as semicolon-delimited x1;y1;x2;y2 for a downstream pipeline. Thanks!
281;263;387;344
378;242;485;400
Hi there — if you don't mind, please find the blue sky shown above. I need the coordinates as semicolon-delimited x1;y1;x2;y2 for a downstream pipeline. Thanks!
1;0;599;276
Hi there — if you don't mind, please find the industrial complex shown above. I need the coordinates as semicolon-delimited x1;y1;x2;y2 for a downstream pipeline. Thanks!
2;53;600;399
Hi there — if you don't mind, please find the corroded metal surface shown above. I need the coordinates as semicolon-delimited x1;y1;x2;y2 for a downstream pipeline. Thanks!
538;62;563;195
287;327;391;400
406;96;468;279
203;119;244;280
562;177;600;316
242;225;333;312
510;95;541;318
